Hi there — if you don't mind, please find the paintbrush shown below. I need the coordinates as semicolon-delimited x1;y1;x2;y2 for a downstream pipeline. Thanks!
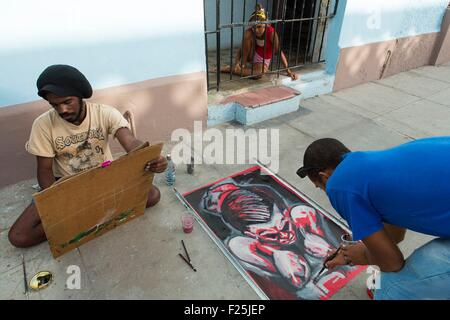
21;254;29;299
313;246;342;284
178;253;197;272
181;240;191;262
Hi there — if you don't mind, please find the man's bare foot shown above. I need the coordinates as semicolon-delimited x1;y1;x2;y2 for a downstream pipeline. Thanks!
146;185;161;208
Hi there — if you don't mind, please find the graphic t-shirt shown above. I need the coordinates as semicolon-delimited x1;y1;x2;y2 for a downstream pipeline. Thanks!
25;102;130;177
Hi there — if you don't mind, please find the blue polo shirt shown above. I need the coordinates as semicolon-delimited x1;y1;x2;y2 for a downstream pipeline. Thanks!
326;137;450;241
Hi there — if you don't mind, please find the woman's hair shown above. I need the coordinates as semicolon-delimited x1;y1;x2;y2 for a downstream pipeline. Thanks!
249;3;267;22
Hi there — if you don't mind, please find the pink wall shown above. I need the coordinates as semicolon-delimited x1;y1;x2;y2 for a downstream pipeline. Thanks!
333;32;439;91
433;8;450;65
333;6;450;91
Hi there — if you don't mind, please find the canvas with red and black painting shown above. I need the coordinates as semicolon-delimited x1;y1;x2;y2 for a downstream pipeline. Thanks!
182;165;366;300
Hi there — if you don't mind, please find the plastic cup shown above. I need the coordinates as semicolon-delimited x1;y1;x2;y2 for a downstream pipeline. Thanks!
341;233;359;246
181;214;194;234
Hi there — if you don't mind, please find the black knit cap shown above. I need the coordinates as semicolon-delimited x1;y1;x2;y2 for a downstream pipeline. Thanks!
37;64;93;100
296;138;350;178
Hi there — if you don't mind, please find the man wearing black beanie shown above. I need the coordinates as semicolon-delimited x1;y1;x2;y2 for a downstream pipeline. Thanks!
8;64;167;248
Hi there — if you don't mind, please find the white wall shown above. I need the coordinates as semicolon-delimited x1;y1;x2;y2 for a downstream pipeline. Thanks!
205;0;274;50
0;0;206;107
339;0;449;48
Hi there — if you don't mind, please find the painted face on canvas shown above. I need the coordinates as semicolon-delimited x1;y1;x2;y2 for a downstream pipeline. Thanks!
245;205;297;245
201;182;297;246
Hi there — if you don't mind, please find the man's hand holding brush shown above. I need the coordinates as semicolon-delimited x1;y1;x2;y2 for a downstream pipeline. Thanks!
313;246;345;283
313;238;371;283
325;242;369;269
323;246;347;269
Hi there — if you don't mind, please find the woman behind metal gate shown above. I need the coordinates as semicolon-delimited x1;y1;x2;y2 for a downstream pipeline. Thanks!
220;3;299;81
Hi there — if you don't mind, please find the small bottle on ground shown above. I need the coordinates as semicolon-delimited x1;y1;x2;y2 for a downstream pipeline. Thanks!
166;154;176;186
187;156;195;174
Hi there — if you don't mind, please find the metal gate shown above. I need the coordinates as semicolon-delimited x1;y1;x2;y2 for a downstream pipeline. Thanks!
204;0;339;91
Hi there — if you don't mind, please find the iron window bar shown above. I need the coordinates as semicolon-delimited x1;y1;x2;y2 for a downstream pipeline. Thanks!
205;0;339;91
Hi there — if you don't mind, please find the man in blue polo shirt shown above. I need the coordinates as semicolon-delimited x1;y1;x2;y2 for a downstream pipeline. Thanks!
297;137;450;300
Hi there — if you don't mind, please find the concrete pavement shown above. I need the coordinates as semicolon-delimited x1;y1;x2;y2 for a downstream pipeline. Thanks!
1;62;449;300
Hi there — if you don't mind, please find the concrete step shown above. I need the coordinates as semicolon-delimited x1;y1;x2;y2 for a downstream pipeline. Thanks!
207;70;335;126
282;70;335;100
208;86;301;126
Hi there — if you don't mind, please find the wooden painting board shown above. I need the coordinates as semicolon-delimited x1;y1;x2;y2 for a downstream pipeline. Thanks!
34;142;163;258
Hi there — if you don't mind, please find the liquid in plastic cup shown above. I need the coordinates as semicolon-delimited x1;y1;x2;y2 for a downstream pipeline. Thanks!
341;233;359;246
181;214;194;234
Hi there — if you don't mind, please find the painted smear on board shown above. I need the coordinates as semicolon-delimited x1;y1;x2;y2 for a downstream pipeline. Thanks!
59;209;135;248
